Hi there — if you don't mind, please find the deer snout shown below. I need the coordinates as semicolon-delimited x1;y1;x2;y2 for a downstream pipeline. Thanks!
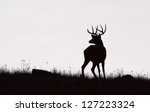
89;39;94;43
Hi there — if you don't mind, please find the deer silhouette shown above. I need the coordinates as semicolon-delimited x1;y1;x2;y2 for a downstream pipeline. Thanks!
81;25;107;79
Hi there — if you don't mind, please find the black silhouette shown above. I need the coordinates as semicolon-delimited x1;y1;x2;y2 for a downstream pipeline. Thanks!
82;25;107;79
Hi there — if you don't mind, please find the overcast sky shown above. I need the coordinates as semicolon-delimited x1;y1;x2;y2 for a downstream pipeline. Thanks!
0;0;150;76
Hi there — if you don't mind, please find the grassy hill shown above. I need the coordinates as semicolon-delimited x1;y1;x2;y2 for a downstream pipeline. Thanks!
0;69;150;95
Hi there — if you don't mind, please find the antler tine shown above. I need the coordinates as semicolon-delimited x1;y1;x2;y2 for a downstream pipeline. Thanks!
103;24;107;34
92;26;94;33
87;29;92;34
87;26;95;34
95;25;98;34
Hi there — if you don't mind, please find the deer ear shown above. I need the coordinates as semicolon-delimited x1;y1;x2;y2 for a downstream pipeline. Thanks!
91;35;94;38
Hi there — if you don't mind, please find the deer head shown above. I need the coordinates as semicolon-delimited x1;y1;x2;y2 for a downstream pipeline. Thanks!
87;24;106;45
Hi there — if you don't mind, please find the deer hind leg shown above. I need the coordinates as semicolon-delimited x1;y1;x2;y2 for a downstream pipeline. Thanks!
102;61;106;79
97;64;101;78
91;62;98;79
81;60;89;78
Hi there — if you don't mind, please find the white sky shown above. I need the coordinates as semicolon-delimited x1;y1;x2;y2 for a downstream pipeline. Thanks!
0;0;150;75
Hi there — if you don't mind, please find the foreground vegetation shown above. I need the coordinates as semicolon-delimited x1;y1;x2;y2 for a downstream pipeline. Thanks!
0;68;150;95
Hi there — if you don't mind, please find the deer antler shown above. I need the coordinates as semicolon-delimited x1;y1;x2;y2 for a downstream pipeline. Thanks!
96;24;106;35
87;26;94;34
87;26;98;35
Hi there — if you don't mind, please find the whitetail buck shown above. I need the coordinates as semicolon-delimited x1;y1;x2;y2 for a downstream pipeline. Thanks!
81;25;107;79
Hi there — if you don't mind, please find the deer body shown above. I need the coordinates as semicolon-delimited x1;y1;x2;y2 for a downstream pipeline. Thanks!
82;25;107;79
84;45;106;63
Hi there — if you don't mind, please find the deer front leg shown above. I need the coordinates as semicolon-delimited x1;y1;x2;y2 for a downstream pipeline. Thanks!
102;61;106;79
97;64;101;78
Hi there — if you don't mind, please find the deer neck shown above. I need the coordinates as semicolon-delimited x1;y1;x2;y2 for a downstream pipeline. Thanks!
95;41;104;47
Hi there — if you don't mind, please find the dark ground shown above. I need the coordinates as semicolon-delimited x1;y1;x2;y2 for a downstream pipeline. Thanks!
0;69;150;95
